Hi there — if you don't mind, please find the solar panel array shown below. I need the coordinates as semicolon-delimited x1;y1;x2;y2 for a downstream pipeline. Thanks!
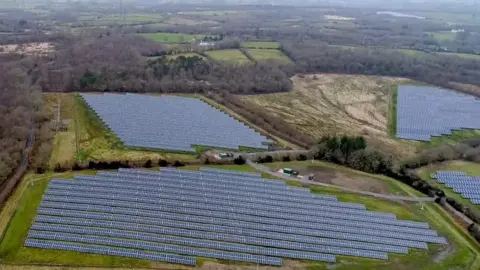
26;167;447;266
80;93;272;152
395;85;480;141
432;171;480;204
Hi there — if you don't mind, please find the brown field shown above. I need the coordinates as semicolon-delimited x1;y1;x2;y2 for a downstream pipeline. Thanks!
0;42;54;55
241;74;418;156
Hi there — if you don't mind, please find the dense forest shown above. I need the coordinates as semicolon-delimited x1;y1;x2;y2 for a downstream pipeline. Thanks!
0;61;39;185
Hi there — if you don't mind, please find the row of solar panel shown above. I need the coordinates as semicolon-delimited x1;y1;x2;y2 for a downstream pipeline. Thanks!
47;181;415;227
40;199;432;242
36;203;440;248
73;173;314;198
25;238;197;265
49;178;339;211
32;215;392;259
47;182;344;217
28;230;284;265
28;227;336;263
34;214;407;256
395;86;480;141
81;93;271;151
101;170;298;192
75;173;365;211
37;202;439;243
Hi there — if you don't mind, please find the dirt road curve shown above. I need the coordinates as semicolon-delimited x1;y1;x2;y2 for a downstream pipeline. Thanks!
246;159;435;202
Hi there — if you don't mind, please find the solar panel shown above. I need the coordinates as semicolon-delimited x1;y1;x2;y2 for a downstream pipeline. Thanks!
395;86;480;141
433;170;480;204
24;168;446;264
80;93;271;151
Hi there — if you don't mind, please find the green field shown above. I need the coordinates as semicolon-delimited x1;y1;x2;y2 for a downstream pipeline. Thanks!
413;12;480;24
436;52;480;60
241;41;280;49
430;31;457;41
138;33;203;44
205;49;251;63
247;49;293;63
179;10;239;15
1;162;479;269
165;52;206;60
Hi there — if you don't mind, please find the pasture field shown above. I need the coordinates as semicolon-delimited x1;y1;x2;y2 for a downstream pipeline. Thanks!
138;33;203;44
1;163;479;269
165;52;206;60
436;52;480;60
240;41;280;49
413;12;480;24
205;49;251;63
241;74;418;156
417;161;480;213
247;49;293;63
179;10;239;15
430;31;457;41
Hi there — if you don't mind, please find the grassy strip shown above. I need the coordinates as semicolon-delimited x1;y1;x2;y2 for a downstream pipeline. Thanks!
387;85;398;137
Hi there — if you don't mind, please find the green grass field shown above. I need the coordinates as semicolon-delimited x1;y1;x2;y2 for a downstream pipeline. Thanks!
138;32;203;44
247;49;293;63
205;49;251;63
413;12;480;24
430;31;457;41
179;10;239;15
1;163;479;269
436;52;480;60
241;41;280;49
387;86;398;137
165;52;206;60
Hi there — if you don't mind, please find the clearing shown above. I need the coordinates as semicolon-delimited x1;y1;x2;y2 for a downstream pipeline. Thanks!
205;49;251;64
241;41;280;49
0;42;54;56
241;74;418;157
264;160;424;196
247;49;293;63
436;52;480;60
164;52;206;60
430;31;457;41
138;33;203;44
1;162;479;269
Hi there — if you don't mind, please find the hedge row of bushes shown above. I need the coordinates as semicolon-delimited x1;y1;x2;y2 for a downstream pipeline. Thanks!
51;159;187;173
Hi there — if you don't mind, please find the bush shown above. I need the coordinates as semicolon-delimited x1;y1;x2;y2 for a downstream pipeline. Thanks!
173;160;185;167
296;154;307;161
282;155;291;162
233;156;246;165
158;159;169;167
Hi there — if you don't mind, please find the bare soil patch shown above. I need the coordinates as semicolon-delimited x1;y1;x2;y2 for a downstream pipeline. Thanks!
0;42;54;56
267;162;397;194
241;74;418;157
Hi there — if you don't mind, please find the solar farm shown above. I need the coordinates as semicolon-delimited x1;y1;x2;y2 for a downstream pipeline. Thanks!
432;171;480;204
24;167;447;266
395;85;480;141
80;93;272;152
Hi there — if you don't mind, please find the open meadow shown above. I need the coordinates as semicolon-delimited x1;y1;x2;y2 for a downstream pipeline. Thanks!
138;33;203;44
241;41;280;49
205;49;251;63
241;74;418;156
247;49;293;63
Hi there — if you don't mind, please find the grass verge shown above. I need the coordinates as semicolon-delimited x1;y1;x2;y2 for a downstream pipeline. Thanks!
387;85;398;137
